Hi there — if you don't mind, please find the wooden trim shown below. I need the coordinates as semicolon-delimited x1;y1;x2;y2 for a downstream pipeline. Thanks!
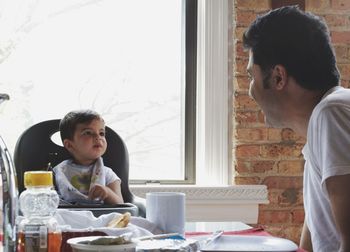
131;185;269;223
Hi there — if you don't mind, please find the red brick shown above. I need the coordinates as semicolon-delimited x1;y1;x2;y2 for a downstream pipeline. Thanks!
235;28;246;44
236;128;267;142
235;41;248;59
338;63;350;80
266;190;280;206
236;144;260;158
323;14;348;27
306;0;330;11
341;79;350;88
235;160;251;173
234;176;260;185
272;0;306;10
266;224;303;244
258;210;291;224
265;189;303;207
334;45;349;63
235;111;259;126
281;128;304;143
281;128;294;142
279;188;302;206
258;219;303;244
331;31;350;44
331;0;350;9
260;143;304;159
283;225;303;244
291;209;305;224
236;0;270;11
263;176;303;189
259;204;270;211
236;11;257;27
235;76;250;92
258;110;266;124
235;94;258;110
252;160;275;173
235;58;249;76
263;225;284;237
277;160;305;175
267;128;282;142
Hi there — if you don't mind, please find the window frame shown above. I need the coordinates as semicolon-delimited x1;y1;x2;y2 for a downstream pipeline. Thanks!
183;0;198;185
195;0;231;185
130;0;198;185
131;0;232;186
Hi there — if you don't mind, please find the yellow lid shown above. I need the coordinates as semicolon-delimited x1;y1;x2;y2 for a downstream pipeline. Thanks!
24;171;53;187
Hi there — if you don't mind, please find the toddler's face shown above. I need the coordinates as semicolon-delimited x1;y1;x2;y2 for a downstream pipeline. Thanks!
65;118;107;165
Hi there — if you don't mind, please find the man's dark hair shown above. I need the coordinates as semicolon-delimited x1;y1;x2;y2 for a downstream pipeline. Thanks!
59;109;103;142
243;6;340;91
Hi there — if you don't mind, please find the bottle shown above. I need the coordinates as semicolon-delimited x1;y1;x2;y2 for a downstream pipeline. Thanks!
17;171;61;252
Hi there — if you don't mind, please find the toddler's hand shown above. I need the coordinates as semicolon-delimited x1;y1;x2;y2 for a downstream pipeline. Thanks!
88;184;109;201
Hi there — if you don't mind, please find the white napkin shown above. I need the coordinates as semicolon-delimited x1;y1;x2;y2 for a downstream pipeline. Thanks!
54;209;162;237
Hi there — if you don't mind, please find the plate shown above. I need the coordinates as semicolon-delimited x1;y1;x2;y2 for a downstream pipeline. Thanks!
193;235;298;252
67;236;137;252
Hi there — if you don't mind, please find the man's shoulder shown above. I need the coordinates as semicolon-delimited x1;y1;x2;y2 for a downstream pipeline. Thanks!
309;87;350;126
323;86;350;104
316;86;350;111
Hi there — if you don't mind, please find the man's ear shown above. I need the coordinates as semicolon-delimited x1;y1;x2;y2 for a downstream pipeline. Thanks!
272;65;287;90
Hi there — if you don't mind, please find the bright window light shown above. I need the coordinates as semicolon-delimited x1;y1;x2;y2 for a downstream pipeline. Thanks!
0;0;185;181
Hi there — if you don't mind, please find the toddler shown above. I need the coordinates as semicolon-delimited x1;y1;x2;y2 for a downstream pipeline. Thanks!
53;109;124;205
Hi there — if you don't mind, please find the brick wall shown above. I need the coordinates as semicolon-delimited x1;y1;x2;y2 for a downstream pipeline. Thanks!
233;0;350;244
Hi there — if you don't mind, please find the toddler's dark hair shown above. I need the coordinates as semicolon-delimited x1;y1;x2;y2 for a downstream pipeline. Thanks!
59;109;103;142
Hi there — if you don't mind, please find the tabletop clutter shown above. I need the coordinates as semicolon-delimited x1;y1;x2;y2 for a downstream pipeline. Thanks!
15;171;192;252
13;171;301;252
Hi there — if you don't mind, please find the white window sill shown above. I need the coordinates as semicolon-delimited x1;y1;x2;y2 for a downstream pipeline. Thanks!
130;185;269;224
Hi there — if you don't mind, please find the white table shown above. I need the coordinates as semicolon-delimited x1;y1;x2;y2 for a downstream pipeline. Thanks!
185;221;251;232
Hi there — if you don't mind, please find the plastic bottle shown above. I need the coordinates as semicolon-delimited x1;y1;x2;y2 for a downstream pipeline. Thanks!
17;171;61;252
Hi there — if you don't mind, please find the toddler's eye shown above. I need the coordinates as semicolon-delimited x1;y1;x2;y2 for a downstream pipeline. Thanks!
82;130;93;136
99;132;105;137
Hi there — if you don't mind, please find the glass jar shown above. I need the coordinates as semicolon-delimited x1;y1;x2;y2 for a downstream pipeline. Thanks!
17;171;61;252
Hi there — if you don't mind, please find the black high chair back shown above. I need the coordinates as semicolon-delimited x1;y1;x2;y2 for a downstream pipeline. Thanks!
13;119;146;217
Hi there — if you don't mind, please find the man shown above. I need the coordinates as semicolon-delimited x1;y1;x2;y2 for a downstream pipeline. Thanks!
243;6;350;252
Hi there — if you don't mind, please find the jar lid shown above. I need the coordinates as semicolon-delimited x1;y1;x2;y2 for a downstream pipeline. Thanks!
24;171;53;187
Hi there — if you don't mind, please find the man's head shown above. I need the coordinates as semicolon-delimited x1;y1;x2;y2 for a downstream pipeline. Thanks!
243;6;340;92
60;110;107;165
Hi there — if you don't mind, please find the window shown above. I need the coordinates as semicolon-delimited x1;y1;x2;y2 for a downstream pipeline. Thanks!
0;0;233;187
1;0;269;222
0;0;198;184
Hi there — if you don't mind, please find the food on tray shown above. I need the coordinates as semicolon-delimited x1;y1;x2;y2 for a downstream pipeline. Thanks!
78;236;129;245
107;212;131;228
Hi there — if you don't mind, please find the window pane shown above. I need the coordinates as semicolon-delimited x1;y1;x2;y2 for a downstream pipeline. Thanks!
0;0;186;181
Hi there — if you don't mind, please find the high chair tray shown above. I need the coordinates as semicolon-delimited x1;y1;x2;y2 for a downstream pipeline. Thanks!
58;203;139;216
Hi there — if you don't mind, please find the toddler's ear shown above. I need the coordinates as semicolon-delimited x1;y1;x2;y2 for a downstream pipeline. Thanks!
63;139;73;151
